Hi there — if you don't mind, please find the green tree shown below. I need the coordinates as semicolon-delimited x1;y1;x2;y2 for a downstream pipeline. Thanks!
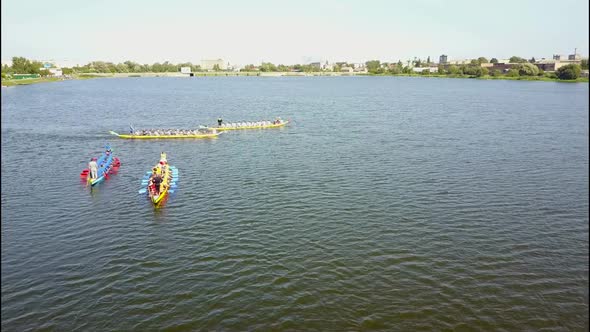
365;60;381;73
529;57;536;63
91;61;109;73
462;65;486;77
413;58;422;68
212;64;220;71
489;69;501;77
124;61;138;72
11;56;29;73
389;66;401;75
509;56;527;63
62;67;74;75
447;65;460;75
105;62;117;73
260;62;277;72
581;59;588;70
39;69;51;77
506;69;519;77
477;57;488;64
29;61;43;74
427;56;431;64
490;58;498;64
2;64;13;75
556;64;581;80
515;63;539;76
116;63;128;73
152;62;163;72
277;64;289;72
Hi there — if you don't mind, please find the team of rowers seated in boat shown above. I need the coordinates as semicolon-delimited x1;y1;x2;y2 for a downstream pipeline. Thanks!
131;128;217;136
147;161;172;195
217;118;284;128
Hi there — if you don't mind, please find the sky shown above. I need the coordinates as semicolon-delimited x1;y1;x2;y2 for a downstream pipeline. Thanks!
2;0;589;66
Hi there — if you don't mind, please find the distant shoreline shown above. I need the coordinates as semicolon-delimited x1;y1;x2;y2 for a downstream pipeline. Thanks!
2;71;588;87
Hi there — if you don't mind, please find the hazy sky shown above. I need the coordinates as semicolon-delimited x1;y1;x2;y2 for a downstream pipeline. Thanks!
2;0;588;66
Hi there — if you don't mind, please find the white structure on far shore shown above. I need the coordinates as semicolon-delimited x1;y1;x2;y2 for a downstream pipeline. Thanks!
321;61;334;71
412;67;438;73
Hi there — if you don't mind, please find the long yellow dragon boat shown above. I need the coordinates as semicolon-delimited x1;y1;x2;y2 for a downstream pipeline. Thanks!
109;130;220;139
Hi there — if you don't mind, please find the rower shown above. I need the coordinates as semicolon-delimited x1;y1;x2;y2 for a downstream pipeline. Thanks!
152;174;163;194
218;117;223;126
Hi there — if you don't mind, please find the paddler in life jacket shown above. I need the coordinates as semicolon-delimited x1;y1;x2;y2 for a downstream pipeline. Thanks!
218;117;223;127
152;174;163;194
88;158;98;179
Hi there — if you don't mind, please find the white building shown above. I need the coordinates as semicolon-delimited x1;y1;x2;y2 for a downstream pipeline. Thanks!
49;68;63;76
201;59;226;71
412;67;438;73
38;66;63;76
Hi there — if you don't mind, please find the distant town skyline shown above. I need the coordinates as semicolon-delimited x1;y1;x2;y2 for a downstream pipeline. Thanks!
2;0;588;66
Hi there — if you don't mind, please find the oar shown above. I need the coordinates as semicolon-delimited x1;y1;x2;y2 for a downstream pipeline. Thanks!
138;188;147;194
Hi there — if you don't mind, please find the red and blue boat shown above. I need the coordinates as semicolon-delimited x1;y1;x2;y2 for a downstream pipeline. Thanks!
80;144;121;186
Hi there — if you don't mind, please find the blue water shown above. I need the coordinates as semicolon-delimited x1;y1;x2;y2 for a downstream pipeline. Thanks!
2;77;588;330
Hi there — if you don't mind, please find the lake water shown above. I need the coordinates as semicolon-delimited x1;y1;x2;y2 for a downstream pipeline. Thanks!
1;77;588;331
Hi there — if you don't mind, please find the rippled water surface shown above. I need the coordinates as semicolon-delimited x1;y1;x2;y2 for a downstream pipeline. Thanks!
2;77;588;331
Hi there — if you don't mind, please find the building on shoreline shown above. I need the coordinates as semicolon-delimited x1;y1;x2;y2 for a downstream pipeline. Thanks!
412;67;438;73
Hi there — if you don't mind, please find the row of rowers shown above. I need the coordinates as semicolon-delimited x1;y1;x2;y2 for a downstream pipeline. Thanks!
131;128;217;136
216;118;284;128
147;156;174;194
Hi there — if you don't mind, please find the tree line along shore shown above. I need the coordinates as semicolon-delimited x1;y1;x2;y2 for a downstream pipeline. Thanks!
2;56;588;87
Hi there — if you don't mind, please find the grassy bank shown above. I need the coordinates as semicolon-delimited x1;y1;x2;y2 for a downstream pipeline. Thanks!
1;77;62;86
